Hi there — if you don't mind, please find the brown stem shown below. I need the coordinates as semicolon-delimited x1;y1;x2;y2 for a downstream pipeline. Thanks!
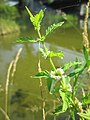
83;2;90;51
38;55;46;120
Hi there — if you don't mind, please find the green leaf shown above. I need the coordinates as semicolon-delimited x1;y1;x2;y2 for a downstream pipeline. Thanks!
47;78;57;93
60;91;69;112
87;60;90;66
26;6;44;31
39;48;64;59
45;22;64;37
68;64;85;77
33;71;49;78
83;45;89;62
78;109;90;120
53;105;63;115
82;93;90;105
83;45;90;66
60;76;72;94
49;51;63;59
62;61;82;72
17;37;37;43
17;36;45;43
33;10;44;31
53;91;70;115
39;48;49;59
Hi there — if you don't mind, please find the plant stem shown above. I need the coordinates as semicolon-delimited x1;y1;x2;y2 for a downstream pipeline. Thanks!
50;57;56;72
0;107;10;120
71;111;75;120
70;109;75;120
38;29;41;39
5;60;14;120
5;48;22;120
43;43;48;53
72;74;79;101
11;48;22;84
38;30;46;120
83;2;89;51
43;43;56;71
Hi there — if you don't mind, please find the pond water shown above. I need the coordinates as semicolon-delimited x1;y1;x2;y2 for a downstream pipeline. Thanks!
0;20;90;120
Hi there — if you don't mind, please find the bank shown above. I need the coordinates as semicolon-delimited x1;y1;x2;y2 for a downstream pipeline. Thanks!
0;3;20;35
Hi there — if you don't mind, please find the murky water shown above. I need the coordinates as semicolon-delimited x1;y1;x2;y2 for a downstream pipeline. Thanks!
0;21;90;120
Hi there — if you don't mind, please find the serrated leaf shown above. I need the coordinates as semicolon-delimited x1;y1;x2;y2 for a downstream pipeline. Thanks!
26;6;44;31
39;48;49;59
45;22;64;37
40;48;64;59
33;10;44;30
49;51;63;59
62;61;82;72
17;37;37;43
82;93;90;105
78;109;90;120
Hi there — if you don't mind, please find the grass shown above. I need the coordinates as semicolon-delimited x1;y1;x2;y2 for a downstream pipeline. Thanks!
0;3;20;35
0;19;20;35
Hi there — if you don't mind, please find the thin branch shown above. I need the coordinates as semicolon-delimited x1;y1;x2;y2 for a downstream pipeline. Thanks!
5;60;14;118
11;48;23;83
38;59;46;120
5;47;23;119
38;42;46;120
0;107;10;120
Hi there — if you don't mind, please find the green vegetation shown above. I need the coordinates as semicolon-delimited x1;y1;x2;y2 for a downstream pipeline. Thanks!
0;19;20;35
0;3;19;19
0;1;90;120
0;1;78;36
17;6;90;120
0;3;20;35
43;11;78;28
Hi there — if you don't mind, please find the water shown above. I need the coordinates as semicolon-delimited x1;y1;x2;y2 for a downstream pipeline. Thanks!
0;21;90;120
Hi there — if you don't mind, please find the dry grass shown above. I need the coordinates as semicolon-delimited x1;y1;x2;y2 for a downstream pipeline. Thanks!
83;2;90;51
11;48;23;84
38;59;46;120
0;107;10;120
5;60;14;116
5;47;22;120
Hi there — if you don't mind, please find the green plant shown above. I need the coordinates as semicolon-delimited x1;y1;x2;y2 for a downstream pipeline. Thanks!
0;3;18;19
0;18;20;35
17;6;90;120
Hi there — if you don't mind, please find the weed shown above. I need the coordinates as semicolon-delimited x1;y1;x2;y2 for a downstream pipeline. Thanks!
16;3;90;120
